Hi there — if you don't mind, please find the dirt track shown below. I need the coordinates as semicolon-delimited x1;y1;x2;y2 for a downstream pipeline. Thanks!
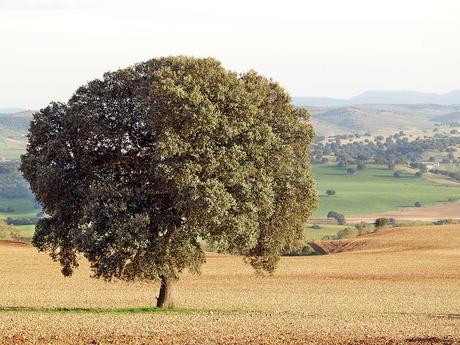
348;202;460;223
0;225;459;344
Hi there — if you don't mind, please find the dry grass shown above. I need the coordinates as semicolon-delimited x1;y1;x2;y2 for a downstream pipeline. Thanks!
1;225;460;344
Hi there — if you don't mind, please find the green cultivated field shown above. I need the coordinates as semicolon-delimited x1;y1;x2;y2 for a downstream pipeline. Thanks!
14;224;35;238
4;163;460;241
304;223;347;240
312;164;460;218
0;197;37;239
0;197;37;219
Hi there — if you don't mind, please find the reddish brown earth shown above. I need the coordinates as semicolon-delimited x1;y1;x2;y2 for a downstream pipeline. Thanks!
0;240;29;248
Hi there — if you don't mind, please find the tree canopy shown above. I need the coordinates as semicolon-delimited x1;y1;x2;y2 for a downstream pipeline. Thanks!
21;56;317;307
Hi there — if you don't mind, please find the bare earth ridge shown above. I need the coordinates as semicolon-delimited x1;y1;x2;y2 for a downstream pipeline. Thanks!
0;225;459;344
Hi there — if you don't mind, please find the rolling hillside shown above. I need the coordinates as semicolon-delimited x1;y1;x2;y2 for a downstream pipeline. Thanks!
309;104;460;135
0;110;34;141
431;111;460;123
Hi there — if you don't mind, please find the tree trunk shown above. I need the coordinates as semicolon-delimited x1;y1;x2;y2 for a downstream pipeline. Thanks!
156;275;176;308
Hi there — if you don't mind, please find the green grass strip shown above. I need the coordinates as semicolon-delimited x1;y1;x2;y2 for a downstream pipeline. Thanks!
0;306;246;314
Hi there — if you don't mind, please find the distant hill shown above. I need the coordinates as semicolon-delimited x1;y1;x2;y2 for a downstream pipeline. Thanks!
294;90;460;107
431;111;460;123
0;108;28;114
309;104;460;135
0;110;34;141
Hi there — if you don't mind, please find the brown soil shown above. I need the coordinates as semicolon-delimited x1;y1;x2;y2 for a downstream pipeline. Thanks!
0;240;30;248
0;225;459;344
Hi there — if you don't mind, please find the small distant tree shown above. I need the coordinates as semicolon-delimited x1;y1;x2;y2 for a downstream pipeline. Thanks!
415;171;422;177
388;162;395;170
326;211;346;225
393;171;401;178
326;189;336;196
415;201;422;207
336;214;346;225
346;168;356;175
327;211;338;219
357;160;366;170
337;161;347;168
20;56;318;308
375;217;389;228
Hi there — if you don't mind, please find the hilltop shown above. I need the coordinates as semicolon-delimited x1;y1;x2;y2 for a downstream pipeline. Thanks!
0;110;34;141
294;90;460;107
0;108;28;114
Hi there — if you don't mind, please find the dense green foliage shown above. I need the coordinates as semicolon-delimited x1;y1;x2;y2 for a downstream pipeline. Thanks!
21;56;317;284
0;161;31;198
430;168;460;181
312;132;460;166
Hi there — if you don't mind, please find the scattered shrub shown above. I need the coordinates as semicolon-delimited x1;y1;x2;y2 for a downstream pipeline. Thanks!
375;217;389;228
336;227;359;239
433;219;457;225
0;219;28;243
5;217;39;226
283;244;317;256
346;168;356;175
355;222;374;235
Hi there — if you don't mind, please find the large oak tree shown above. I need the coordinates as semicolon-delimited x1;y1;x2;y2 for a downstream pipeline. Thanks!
21;56;317;307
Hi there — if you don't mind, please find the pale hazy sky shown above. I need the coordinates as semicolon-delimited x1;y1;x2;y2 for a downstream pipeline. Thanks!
1;0;459;109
